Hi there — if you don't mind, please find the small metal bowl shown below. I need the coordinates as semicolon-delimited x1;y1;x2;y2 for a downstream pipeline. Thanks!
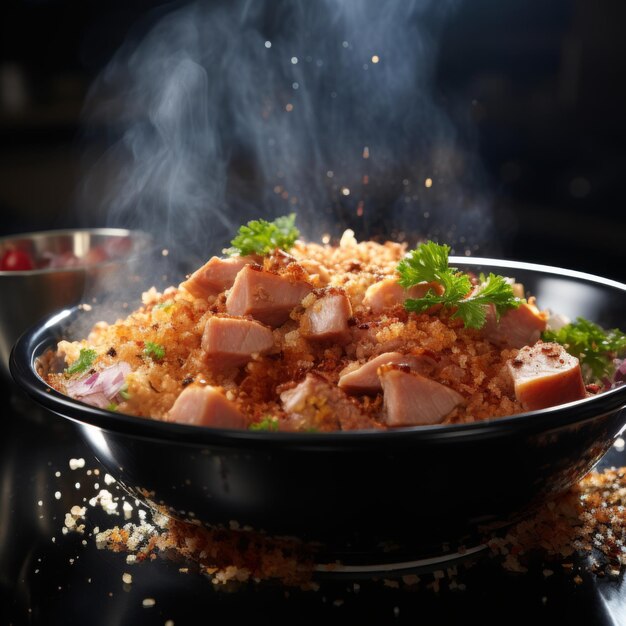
0;228;151;378
9;257;626;566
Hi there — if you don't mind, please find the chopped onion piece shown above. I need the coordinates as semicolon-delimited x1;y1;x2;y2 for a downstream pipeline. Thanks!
66;362;131;408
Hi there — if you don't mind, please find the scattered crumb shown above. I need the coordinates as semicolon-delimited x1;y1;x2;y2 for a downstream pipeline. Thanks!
486;466;626;579
57;458;626;595
69;458;86;470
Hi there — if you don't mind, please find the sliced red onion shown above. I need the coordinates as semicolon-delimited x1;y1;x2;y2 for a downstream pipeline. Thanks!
66;362;131;408
66;371;101;398
97;363;131;398
614;359;626;385
75;392;111;409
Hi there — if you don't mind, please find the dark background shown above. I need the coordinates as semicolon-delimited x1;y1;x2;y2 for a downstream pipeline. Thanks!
1;0;624;280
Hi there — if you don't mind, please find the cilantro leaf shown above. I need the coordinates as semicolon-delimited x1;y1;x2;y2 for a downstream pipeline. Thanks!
64;348;97;377
224;213;299;256
248;415;279;431
399;241;520;329
144;341;166;361
543;317;626;381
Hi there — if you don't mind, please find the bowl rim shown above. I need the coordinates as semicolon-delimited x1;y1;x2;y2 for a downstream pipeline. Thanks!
0;227;153;277
9;256;626;449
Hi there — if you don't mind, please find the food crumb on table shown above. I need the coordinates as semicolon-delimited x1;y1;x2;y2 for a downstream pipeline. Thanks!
59;460;626;592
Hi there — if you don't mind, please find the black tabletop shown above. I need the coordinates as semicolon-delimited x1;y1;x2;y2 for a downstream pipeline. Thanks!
2;373;626;626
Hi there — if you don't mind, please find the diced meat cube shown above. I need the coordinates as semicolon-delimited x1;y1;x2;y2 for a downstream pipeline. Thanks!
338;351;436;395
167;385;247;429
201;316;274;367
280;373;370;431
362;278;404;312
300;290;353;345
483;300;548;349
507;341;587;411
379;365;464;426
363;277;443;313
226;265;313;327
180;255;255;299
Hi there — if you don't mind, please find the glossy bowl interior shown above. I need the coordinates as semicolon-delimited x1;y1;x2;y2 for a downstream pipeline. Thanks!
10;257;626;563
0;228;152;377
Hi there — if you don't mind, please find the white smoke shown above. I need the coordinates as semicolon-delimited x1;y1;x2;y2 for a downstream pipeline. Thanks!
77;0;494;275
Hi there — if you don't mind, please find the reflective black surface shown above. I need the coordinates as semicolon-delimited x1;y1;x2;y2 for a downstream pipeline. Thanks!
2;378;626;626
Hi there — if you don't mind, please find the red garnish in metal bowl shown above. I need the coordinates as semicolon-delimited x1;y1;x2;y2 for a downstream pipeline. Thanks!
0;249;35;271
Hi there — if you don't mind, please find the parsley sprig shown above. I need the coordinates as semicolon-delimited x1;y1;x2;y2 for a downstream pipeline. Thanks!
224;214;299;256
397;241;520;329
543;317;626;381
64;348;97;377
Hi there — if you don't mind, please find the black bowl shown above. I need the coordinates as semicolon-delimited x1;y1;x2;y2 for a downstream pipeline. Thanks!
10;258;626;566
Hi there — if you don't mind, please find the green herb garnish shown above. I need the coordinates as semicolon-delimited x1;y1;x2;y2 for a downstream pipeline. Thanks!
543;317;626;381
144;341;166;361
106;403;118;412
64;348;97;377
248;415;280;431
397;241;521;329
224;213;299;256
118;383;131;401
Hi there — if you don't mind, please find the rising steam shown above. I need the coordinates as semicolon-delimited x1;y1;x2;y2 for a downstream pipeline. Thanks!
77;0;493;275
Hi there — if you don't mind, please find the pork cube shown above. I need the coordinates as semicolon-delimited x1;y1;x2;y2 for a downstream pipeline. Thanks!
167;385;247;429
507;341;587;411
379;365;464;427
300;290;352;345
483;300;548;349
338;351;435;395
180;255;255;299
226;265;313;327
201;316;274;367
280;373;367;431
